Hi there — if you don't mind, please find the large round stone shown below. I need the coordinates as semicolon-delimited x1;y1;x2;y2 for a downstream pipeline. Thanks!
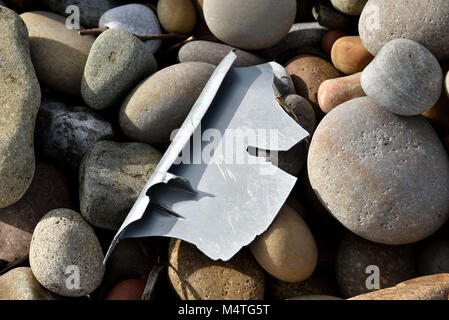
308;96;449;245
359;0;449;61
203;0;296;50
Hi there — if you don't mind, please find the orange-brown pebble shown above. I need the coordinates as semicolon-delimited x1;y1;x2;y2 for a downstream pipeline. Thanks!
331;36;374;75
285;55;342;116
321;30;345;56
318;72;366;113
105;279;146;300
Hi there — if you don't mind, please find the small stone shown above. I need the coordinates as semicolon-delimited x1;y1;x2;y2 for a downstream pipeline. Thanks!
0;163;73;264
418;239;449;276
361;39;442;116
82;28;157;110
331;36;373;75
285;95;316;134
250;205;318;283
203;0;296;50
35;97;114;170
29;209;105;297
321;29;345;56
330;0;368;15
99;4;162;53
79;141;162;230
260;22;328;61
168;239;265;300
267;271;340;300
119;62;215;147
270;62;296;98
0;267;59;300
349;274;449;300
42;0;122;28
312;0;353;31
0;7;41;208
336;233;416;298
20;11;95;96
178;40;266;67
359;0;449;61
157;0;197;34
318;72;365;113
105;279;146;300
285;55;342;116
308;97;449;245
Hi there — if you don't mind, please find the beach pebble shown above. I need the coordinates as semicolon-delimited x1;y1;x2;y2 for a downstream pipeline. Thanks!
349;274;449;300
178;40;266;67
203;0;296;50
0;267;58;300
285;55;342;116
42;0;121;28
157;0;197;34
82;28;157;110
331;36;373;75
29;209;105;297
318;72;365;113
285;95;316;134
361;39;442;116
0;163;72;264
0;7;41;208
359;0;449;61
312;0;352;31
270;62;296;98
35;97;114;170
308;97;449;245
418;239;449;276
99;4;162;53
20;11;95;96
250;205;318;283
168;239;265;300
105;279;146;300
79;141;162;230
336;233;416;298
260;22;328;61
321;29;345;56
330;0;368;15
120;62;215;147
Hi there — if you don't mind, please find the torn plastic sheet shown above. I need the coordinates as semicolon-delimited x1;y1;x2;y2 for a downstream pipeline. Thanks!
105;51;310;262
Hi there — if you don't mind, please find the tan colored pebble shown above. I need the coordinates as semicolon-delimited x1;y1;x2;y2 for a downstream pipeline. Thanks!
349;274;449;300
250;205;318;283
20;11;95;95
157;0;197;34
168;239;265;300
318;72;365;113
331;36;373;75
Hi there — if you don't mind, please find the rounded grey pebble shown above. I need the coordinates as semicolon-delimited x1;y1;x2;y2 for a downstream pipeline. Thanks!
285;94;316;134
82;28;157;110
330;0;368;16
99;4;162;53
361;39;442;116
418;239;449;276
178;40;266;67
335;233;416;298
359;0;449;61
79;141;162;230
29;209;105;297
308;97;449;245
35;96;114;170
42;0;121;28
270;62;296;98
